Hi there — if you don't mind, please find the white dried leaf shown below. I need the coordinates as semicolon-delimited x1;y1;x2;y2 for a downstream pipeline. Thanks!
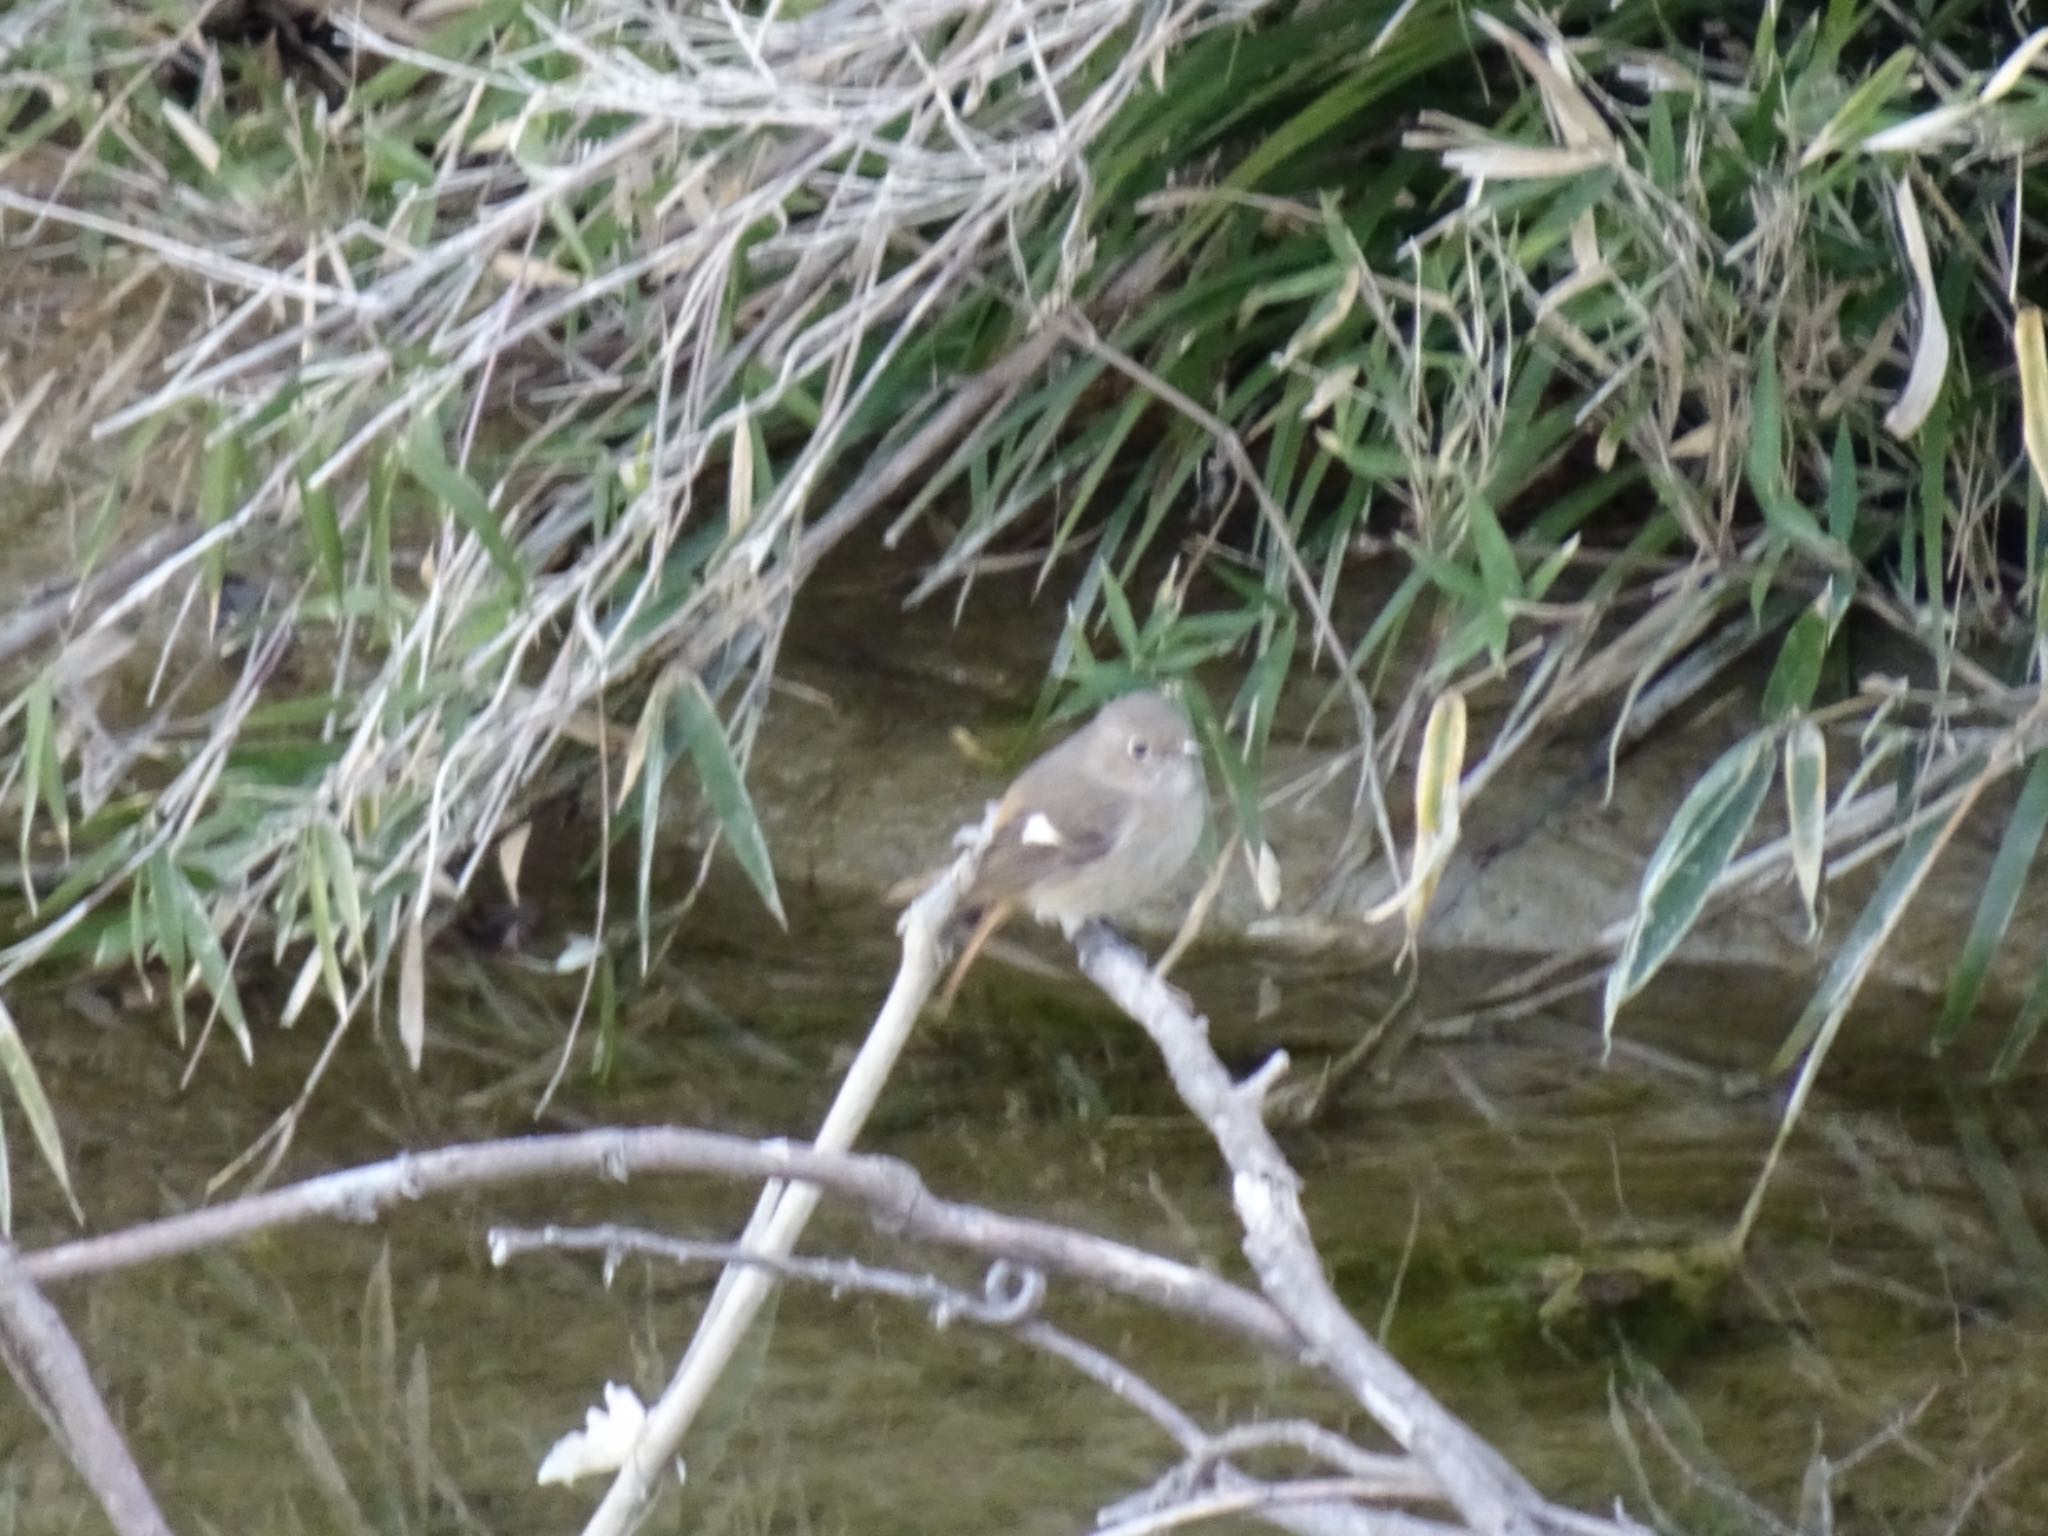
1883;177;1949;439
1440;143;1612;181
1982;28;2048;102
398;912;425;1070
160;100;221;174
1861;102;1976;155
537;1383;657;1487
1249;840;1282;910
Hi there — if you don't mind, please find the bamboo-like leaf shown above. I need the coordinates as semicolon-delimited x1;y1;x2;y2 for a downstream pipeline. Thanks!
1096;564;1144;661
148;850;189;1046
403;1345;433;1515
1736;809;1960;1249
2017;307;2048;503
1746;335;1828;551
303;832;349;1020
398;908;426;1071
300;472;345;600
18;679;56;906
1403;689;1467;949
0;995;75;1224
1771;811;1953;1075
675;677;786;928
616;668;671;811
316;822;367;964
1462;492;1523;604
1884;176;1949;439
281;945;323;1029
198;429;242;614
1276;262;1358;367
1798;46;1915;163
1992;949;2048;1079
634;675;673;973
171;873;253;1064
497;822;532;906
728;417;755;533
1762;595;1829;720
1783;719;1826;938
1933;747;2048;1054
362;1243;396;1417
290;1391;378;1536
404;416;524;594
1825;419;1859;543
369;449;397;624
1603;733;1776;1046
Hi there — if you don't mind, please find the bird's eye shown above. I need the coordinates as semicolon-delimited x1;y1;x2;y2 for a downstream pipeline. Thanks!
1127;735;1150;761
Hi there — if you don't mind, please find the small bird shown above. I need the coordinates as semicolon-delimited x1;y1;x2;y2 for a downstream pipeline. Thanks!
936;689;1207;1013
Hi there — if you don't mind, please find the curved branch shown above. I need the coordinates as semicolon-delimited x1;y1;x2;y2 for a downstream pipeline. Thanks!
1073;923;1647;1536
19;1125;1294;1354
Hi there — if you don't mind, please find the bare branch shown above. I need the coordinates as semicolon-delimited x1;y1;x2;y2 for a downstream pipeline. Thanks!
1072;923;1646;1536
0;1242;173;1536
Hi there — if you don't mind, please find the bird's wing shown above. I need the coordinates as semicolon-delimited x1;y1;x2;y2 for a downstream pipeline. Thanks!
965;767;1129;907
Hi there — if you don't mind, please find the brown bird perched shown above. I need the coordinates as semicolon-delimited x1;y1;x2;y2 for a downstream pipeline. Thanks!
935;689;1207;1013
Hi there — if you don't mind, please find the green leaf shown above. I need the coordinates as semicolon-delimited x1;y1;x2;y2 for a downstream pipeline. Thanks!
674;678;786;928
148;849;189;1046
199;427;243;610
634;682;672;972
317;822;367;964
1992;948;2048;1080
1824;419;1858;543
369;460;398;607
1761;597;1829;720
1934;747;2048;1055
403;416;525;595
1800;47;1916;161
1746;334;1829;553
1603;733;1777;1045
1772;810;1953;1074
300;471;346;601
18;678;66;893
170;870;253;1064
1096;563;1144;661
1919;388;1952;689
1462;492;1523;605
303;831;349;1020
0;994;75;1225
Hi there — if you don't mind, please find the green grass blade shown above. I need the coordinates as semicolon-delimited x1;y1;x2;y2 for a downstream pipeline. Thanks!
674;678;786;929
0;994;75;1223
1991;948;2048;1080
299;471;346;602
404;416;525;596
634;682;672;973
1762;596;1830;720
147;849;189;1046
1771;810;1952;1075
1933;747;2048;1055
171;870;254;1065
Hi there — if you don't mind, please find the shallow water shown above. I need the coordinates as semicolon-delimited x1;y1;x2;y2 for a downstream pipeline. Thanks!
1;900;2042;1535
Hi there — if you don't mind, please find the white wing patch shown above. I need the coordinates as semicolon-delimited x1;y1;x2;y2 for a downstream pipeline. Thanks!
1019;812;1064;847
